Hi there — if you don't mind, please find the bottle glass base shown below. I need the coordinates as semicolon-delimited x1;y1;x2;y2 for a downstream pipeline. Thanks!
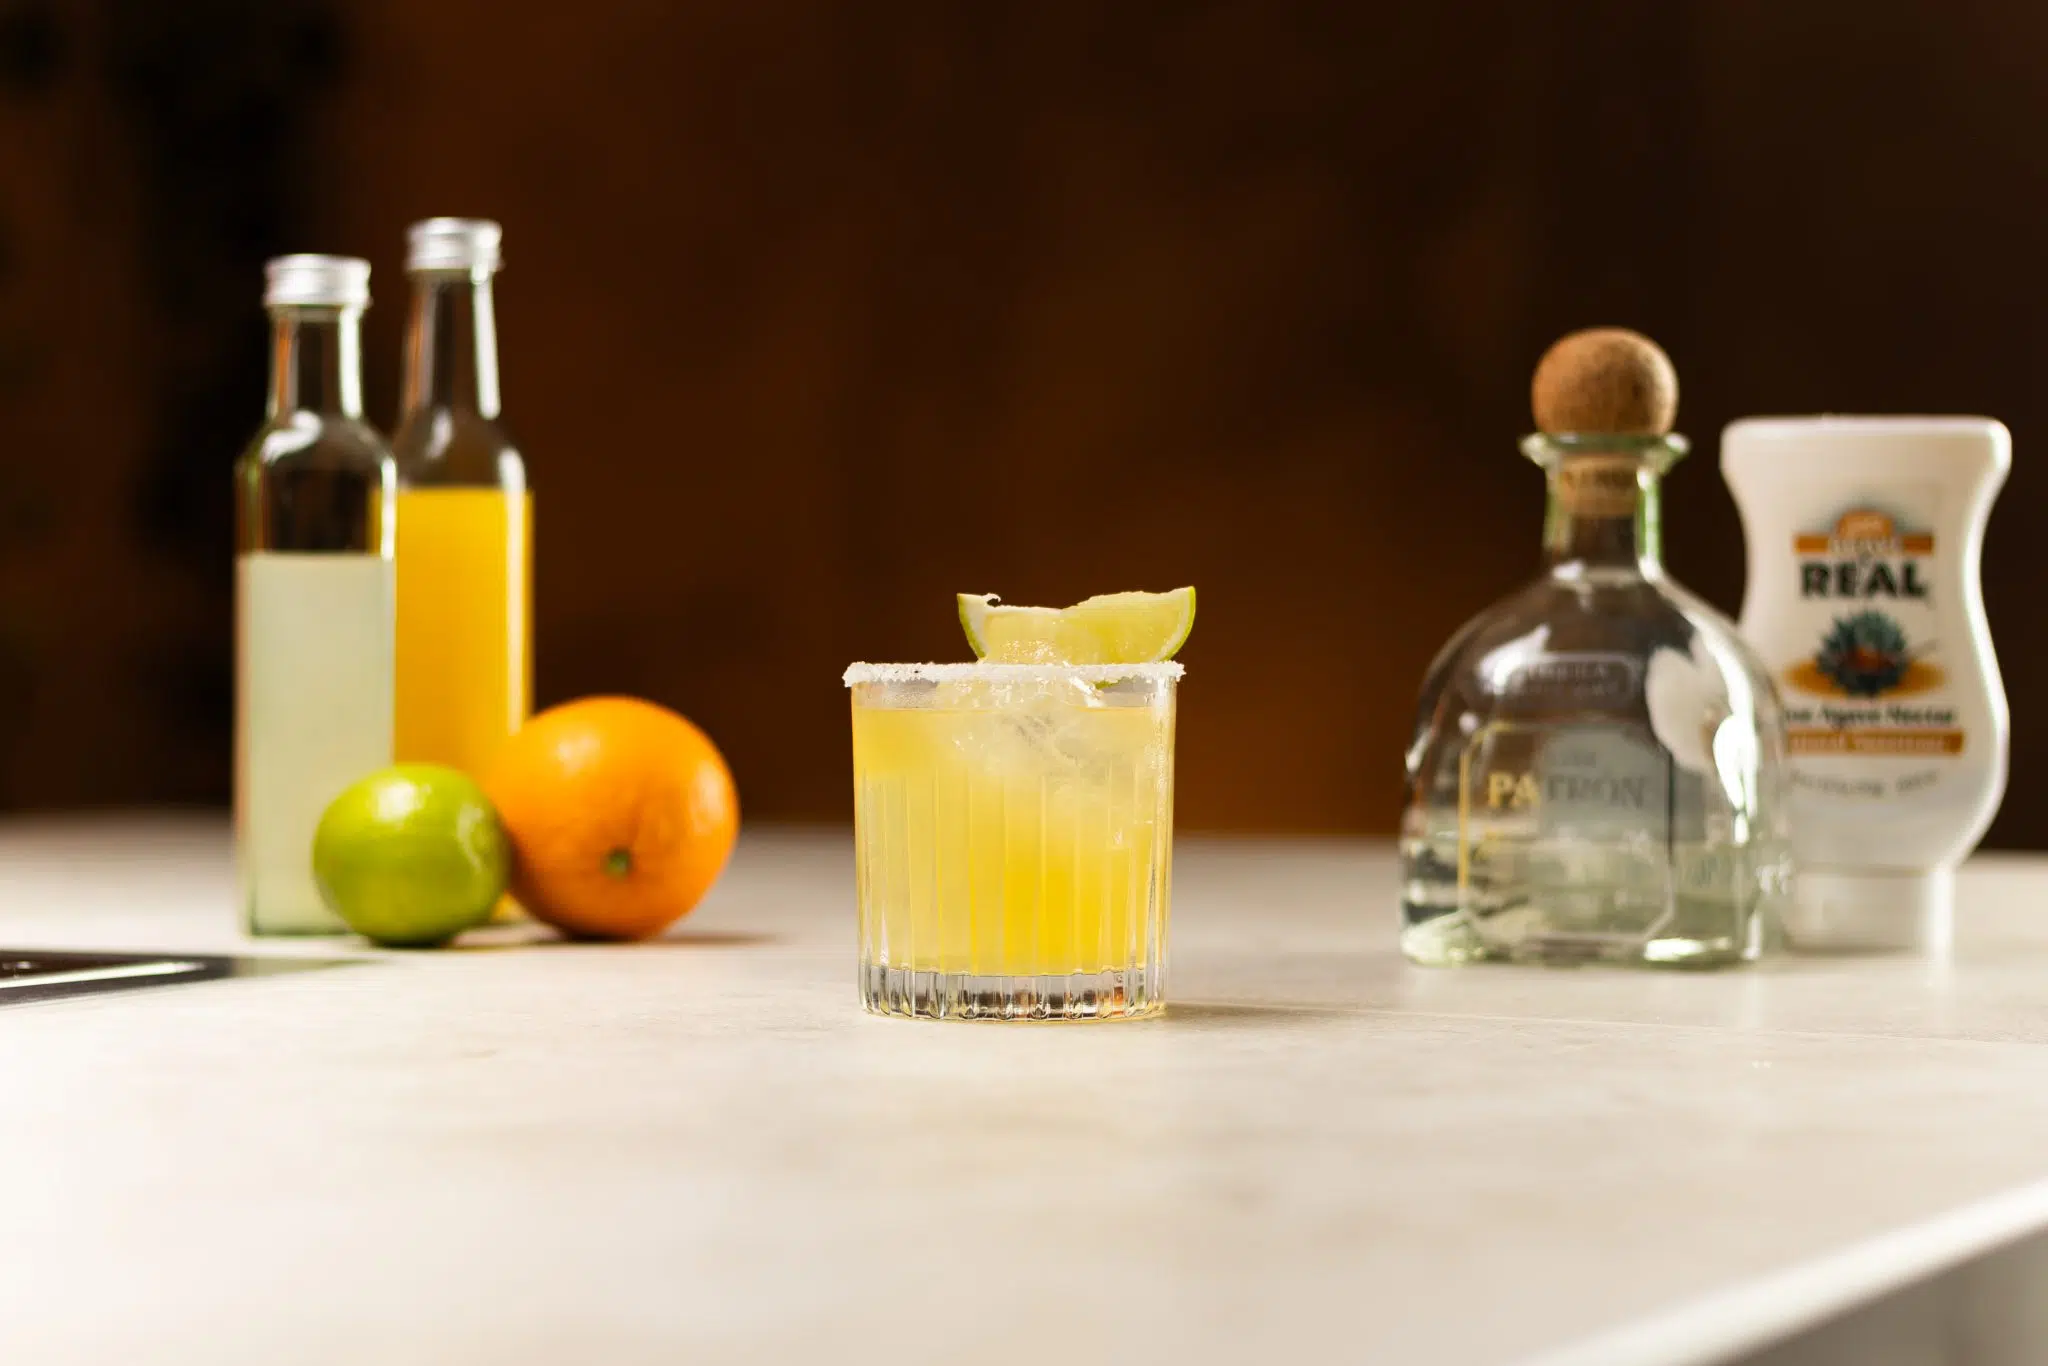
1400;888;1766;969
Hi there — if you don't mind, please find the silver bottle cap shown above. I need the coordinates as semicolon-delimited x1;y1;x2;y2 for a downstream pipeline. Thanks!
407;218;503;273
264;255;371;309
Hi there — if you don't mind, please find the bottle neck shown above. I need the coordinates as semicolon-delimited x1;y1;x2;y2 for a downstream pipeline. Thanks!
267;307;364;418
402;269;501;418
1542;455;1663;573
1522;434;1686;577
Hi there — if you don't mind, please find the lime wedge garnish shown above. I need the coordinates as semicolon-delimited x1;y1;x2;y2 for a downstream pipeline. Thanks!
958;588;1196;664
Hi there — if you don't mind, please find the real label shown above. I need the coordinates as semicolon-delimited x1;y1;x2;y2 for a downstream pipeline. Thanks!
1778;501;1963;764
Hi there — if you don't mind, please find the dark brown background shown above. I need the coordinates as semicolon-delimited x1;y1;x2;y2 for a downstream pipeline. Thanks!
0;1;2042;842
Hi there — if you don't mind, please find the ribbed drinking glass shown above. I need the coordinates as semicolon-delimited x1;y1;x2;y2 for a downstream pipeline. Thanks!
846;661;1179;1021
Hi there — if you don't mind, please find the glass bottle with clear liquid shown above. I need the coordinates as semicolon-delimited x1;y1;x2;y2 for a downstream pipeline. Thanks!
235;256;396;934
1401;332;1790;967
391;218;532;787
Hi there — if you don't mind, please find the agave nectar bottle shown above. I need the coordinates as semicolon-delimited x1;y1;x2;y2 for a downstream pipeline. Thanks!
1400;328;1791;968
236;256;396;934
391;219;532;786
1723;417;2009;952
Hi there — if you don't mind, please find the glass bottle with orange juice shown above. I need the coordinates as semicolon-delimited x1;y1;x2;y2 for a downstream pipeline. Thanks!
391;219;532;826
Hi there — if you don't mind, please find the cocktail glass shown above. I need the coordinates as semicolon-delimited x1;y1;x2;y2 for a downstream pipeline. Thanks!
844;661;1180;1021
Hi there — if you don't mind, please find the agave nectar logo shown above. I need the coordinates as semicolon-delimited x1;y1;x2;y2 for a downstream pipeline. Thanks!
1779;503;1961;758
1815;609;1916;698
1784;508;1942;701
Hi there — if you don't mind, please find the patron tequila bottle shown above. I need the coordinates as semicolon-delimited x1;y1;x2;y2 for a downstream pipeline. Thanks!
1401;329;1790;967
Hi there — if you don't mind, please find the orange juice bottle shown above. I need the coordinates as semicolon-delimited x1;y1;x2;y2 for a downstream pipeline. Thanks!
392;220;532;814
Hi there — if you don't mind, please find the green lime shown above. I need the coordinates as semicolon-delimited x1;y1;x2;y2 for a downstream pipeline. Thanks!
958;587;1196;664
312;764;510;948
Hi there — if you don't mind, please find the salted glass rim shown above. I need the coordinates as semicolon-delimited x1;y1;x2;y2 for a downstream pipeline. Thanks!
843;660;1183;687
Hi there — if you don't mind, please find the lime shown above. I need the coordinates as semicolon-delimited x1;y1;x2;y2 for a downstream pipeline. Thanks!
312;764;510;948
958;587;1196;664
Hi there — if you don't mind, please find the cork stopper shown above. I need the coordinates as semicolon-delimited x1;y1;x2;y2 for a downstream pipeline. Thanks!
1531;327;1678;436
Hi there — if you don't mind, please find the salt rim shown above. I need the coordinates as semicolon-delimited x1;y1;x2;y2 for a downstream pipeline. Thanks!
843;660;1184;687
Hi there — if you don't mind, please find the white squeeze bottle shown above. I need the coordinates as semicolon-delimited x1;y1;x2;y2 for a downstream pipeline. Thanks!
1721;417;2009;952
234;256;397;934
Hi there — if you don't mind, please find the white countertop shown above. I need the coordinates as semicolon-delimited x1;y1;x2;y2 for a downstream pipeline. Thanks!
5;817;2048;1365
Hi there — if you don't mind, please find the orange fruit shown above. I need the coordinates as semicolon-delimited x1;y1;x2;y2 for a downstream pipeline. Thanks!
484;697;739;940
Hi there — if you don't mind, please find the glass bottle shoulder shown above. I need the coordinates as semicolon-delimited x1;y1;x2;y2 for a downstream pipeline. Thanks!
1654;576;1784;715
1408;569;1782;772
239;413;392;480
391;408;526;490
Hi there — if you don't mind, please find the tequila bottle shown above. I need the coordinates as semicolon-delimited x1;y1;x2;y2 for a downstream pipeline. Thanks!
235;256;396;935
1400;329;1790;967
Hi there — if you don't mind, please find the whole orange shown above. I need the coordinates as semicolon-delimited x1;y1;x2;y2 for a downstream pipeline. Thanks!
485;697;739;940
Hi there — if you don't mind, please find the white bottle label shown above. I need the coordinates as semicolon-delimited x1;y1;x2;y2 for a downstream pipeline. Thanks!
1776;497;1964;779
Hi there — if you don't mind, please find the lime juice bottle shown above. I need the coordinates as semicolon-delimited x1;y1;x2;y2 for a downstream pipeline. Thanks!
234;256;396;935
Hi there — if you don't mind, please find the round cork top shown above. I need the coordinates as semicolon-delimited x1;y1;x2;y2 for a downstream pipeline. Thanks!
1530;327;1678;436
